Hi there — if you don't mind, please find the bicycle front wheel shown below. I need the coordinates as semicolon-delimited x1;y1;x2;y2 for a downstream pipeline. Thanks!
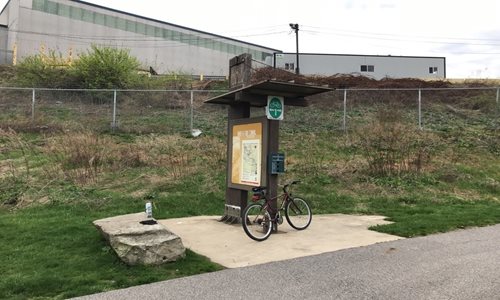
242;204;272;241
285;197;312;230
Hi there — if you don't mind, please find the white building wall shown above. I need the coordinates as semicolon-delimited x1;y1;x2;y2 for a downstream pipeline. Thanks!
3;0;278;75
276;53;446;79
0;25;10;64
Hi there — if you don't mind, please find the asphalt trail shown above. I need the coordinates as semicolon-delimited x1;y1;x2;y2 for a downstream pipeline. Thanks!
76;224;500;300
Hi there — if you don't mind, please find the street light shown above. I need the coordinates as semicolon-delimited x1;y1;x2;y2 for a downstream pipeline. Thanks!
289;23;299;75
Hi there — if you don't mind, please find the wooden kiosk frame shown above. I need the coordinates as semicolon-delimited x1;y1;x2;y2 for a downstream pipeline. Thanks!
205;54;332;227
228;116;269;190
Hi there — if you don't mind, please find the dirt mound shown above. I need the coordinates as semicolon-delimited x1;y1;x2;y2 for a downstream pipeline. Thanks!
251;67;453;89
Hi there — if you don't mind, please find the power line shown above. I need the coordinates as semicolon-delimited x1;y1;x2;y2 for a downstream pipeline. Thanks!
217;24;285;34
301;29;500;47
301;25;500;43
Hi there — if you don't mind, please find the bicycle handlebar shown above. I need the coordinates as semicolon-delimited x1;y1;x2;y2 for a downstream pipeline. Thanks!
251;181;300;195
283;180;301;193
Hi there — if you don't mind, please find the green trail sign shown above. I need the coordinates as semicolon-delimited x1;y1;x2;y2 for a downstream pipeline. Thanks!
266;96;284;120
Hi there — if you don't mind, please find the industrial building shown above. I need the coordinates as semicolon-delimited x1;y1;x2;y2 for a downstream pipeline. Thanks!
0;0;279;75
271;53;446;79
1;0;446;79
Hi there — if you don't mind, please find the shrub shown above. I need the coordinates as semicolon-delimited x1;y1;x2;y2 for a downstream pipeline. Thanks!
45;132;116;184
72;45;140;89
357;108;438;175
15;50;77;88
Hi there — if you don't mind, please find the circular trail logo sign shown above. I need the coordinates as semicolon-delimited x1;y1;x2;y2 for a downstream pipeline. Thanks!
266;96;284;120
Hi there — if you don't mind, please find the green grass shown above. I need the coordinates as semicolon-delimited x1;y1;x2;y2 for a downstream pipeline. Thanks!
369;198;500;237
0;188;224;299
1;92;499;298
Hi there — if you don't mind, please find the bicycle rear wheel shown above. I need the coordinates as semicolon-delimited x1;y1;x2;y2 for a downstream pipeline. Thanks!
242;204;272;241
285;197;312;230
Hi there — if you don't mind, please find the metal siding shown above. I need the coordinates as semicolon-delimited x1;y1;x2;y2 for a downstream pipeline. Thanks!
0;10;7;25
11;0;275;75
277;53;445;79
0;26;10;64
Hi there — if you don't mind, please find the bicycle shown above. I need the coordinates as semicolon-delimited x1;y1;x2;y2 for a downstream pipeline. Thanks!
242;180;312;241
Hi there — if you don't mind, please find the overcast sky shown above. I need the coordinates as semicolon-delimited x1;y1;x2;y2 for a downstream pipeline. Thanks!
2;0;499;78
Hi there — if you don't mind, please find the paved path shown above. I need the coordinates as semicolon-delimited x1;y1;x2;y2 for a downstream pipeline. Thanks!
76;224;500;300
160;214;402;268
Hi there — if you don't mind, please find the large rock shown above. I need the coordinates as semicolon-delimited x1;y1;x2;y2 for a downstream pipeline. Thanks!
93;213;185;265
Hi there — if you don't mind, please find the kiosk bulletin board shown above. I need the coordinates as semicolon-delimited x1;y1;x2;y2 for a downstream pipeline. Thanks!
228;117;268;190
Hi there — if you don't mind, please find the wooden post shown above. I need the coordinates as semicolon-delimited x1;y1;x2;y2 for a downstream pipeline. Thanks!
206;57;332;228
223;103;250;222
267;120;280;231
221;54;253;223
229;53;252;90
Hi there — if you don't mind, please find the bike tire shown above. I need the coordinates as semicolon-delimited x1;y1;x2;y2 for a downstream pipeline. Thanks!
285;197;312;230
242;204;272;241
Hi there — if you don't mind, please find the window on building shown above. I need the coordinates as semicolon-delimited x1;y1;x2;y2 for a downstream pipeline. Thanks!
212;41;221;51
155;27;163;38
46;1;58;14
126;20;136;32
30;0;272;62
284;62;295;70
262;52;273;62
105;15;116;28
361;65;375;72
205;38;213;49
69;6;82;20
32;0;46;11
429;67;438;74
188;35;199;46
172;31;181;42
81;9;93;22
58;4;70;17
136;23;146;35
116;18;127;30
163;29;172;40
94;13;105;25
146;25;155;37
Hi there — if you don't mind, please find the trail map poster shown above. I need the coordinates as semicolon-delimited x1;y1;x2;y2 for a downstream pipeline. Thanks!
231;122;263;187
241;139;260;184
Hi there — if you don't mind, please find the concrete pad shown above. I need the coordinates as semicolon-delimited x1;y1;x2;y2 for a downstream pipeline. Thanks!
159;214;403;268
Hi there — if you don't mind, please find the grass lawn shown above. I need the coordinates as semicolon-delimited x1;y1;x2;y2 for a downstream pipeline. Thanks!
0;188;224;299
1;94;499;298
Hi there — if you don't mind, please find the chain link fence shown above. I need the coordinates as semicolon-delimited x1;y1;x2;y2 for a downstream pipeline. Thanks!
0;87;498;135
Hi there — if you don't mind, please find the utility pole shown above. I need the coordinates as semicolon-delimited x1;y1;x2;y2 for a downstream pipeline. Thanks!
289;23;299;74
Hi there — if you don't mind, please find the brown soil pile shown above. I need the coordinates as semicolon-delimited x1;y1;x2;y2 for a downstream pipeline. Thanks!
251;67;456;89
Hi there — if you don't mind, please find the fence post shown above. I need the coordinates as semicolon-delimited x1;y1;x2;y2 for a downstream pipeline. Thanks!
190;90;194;133
418;89;422;130
496;88;499;129
112;90;117;130
343;89;347;132
31;88;36;121
497;88;499;106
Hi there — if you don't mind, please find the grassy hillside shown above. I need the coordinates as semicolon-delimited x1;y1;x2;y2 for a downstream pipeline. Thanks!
1;74;499;298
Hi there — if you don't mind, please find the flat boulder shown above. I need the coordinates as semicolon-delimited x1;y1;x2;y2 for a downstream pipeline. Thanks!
93;213;185;265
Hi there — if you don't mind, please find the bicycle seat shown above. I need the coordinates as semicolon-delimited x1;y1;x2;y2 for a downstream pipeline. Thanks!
251;186;267;193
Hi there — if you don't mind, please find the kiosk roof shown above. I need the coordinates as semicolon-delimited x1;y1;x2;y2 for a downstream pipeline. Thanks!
205;80;333;107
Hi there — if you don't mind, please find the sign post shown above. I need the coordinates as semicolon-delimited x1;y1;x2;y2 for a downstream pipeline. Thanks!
205;53;332;228
266;96;284;120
